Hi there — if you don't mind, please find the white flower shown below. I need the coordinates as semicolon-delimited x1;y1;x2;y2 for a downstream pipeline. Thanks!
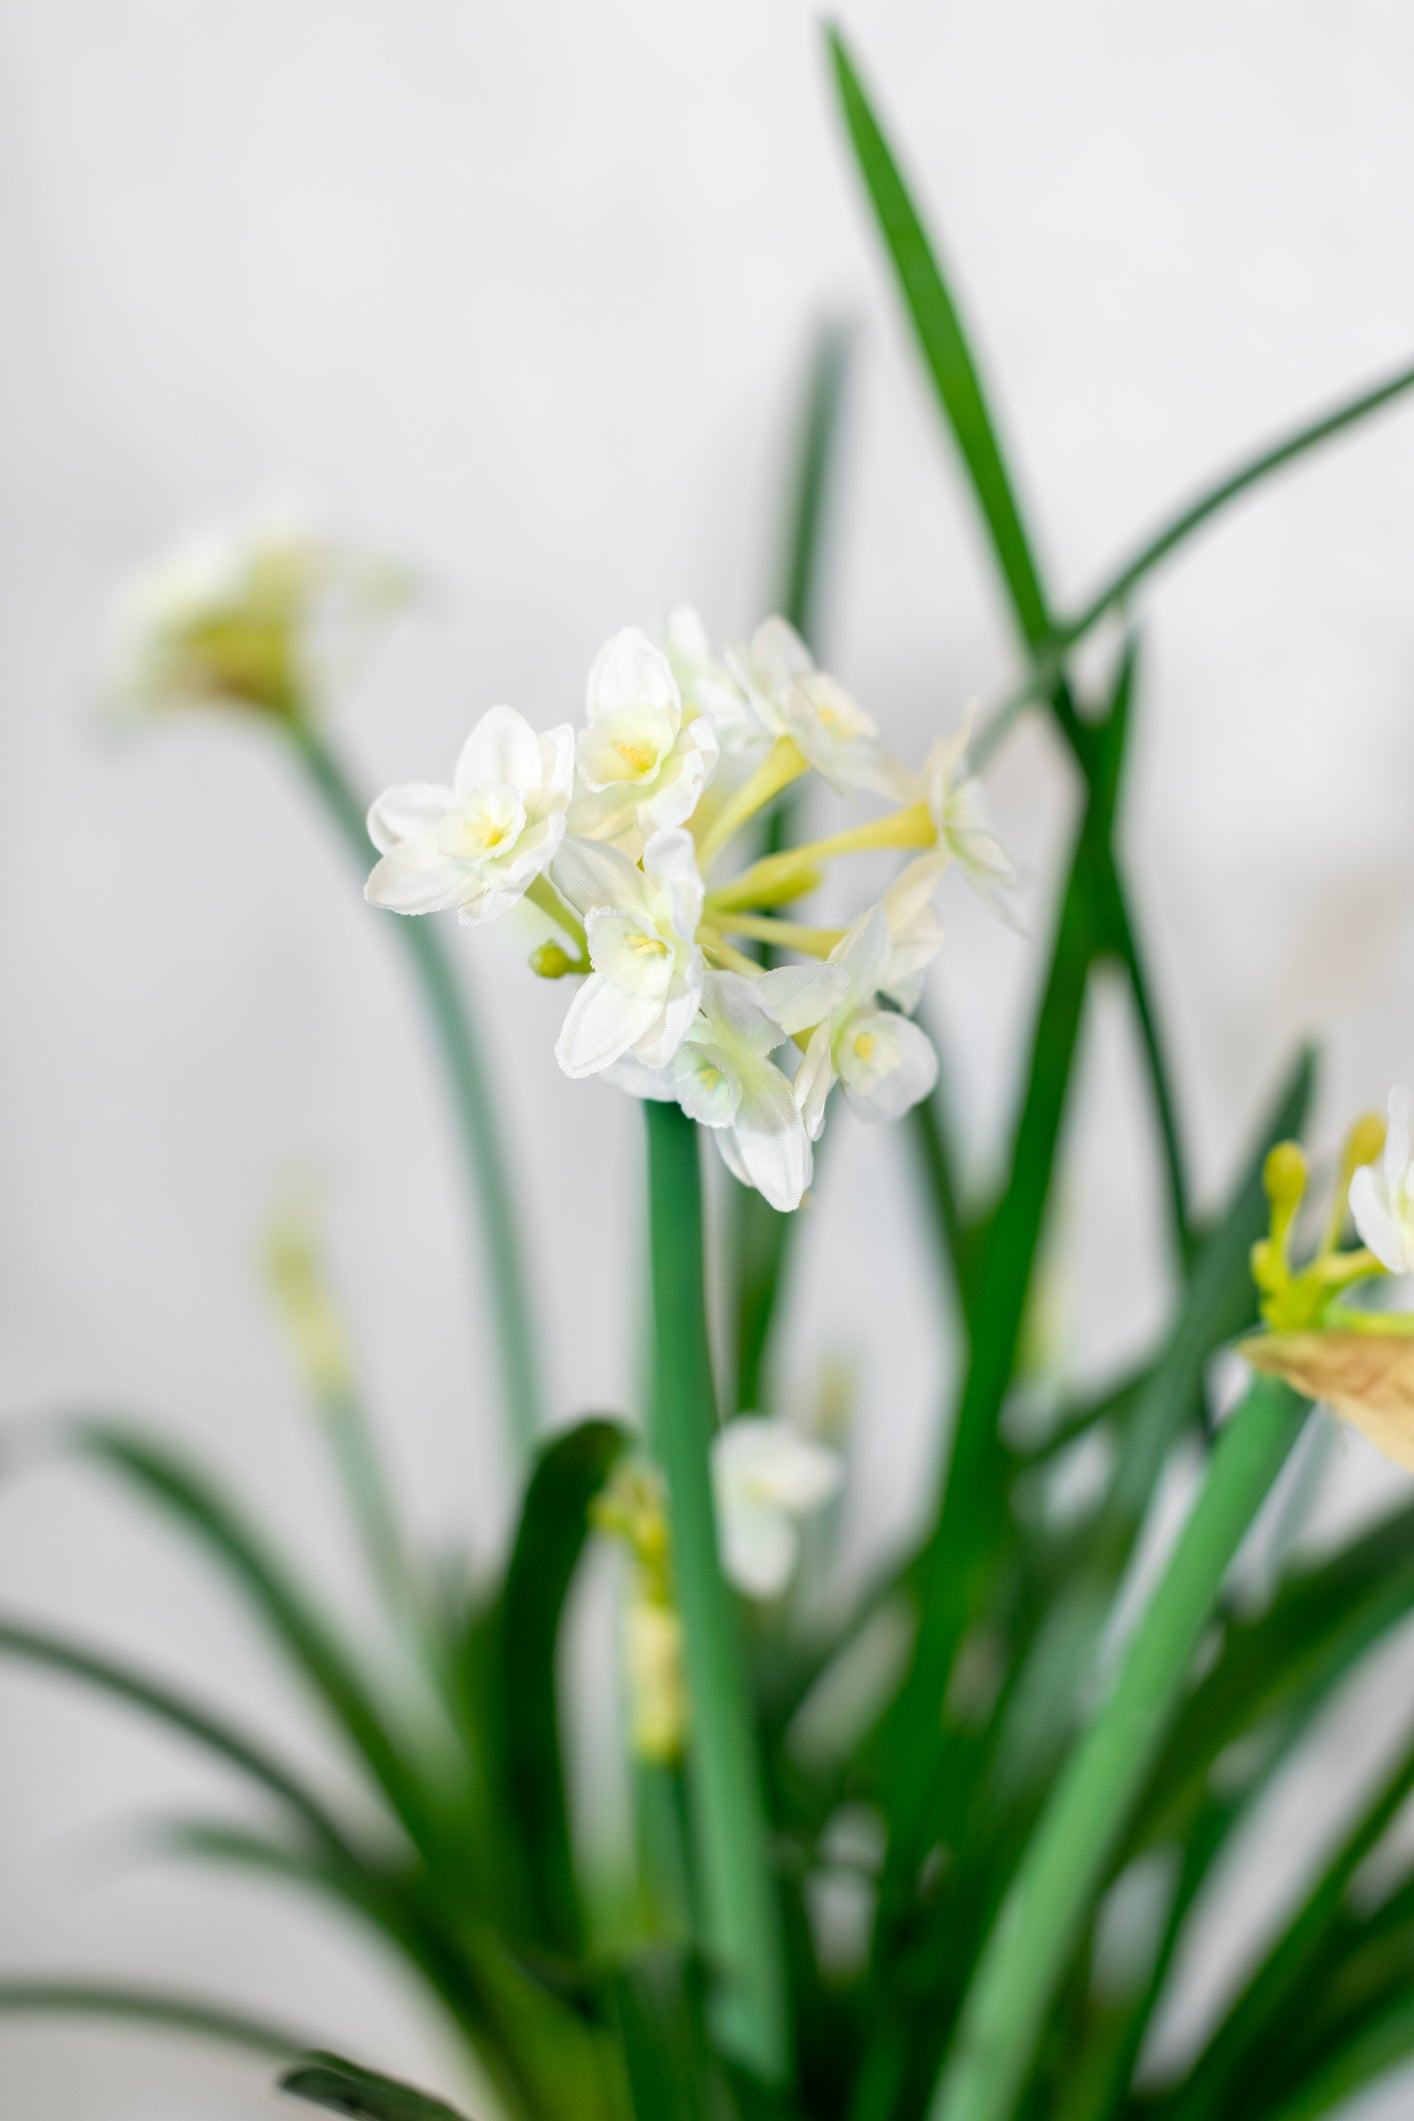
711;1417;843;1599
365;706;574;925
879;852;949;1013
567;627;719;852
796;906;940;1140
610;962;847;1211
552;829;706;1078
922;711;1017;914
106;502;403;722
727;617;911;799
664;605;761;756
1350;1087;1414;1273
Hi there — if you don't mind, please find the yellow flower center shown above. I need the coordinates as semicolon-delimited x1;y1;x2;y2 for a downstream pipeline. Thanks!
853;1030;877;1065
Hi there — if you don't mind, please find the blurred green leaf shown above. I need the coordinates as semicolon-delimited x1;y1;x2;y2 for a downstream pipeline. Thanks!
281;2050;473;2120
610;1948;717;2121
0;1979;306;2055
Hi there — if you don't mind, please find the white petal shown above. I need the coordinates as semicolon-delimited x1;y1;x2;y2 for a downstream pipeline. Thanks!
839;1012;939;1123
601;1053;681;1101
454;705;541;794
756;962;850;1036
836;905;893;1012
699;969;787;1055
364;842;476;915
586;627;680;722
794;1023;834;1143
632;979;702;1070
728;1059;813;1211
366;782;453;853
538;724;577;806
1386;1087;1414;1190
642;826;705;937
555;975;661;1079
716;1495;798;1600
552;835;652;920
587;912;677;999
714;1416;843;1513
747;615;813;690
672;1044;742;1127
1350;1164;1410;1274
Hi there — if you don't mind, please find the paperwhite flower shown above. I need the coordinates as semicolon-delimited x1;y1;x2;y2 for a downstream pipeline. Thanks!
106;502;403;722
728;617;910;798
1350;1087;1414;1273
879;852;949;1013
711;1416;843;1599
664;605;761;756
796;906;941;1140
567;627;720;852
365;707;574;925
922;712;1017;913
552;829;706;1078
611;962;847;1211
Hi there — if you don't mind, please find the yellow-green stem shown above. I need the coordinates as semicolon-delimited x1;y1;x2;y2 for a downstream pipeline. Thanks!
526;873;588;956
710;801;934;912
713;912;844;958
695;738;809;871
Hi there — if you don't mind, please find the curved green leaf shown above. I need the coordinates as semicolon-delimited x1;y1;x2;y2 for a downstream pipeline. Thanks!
0;1978;305;2055
282;2050;473;2120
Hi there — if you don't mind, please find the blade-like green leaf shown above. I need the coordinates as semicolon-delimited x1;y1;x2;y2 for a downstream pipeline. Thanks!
646;1101;790;2085
281;2050;473;2121
610;1948;716;2121
826;26;1051;652
928;1379;1308;2121
63;1419;438;1853
491;1415;627;1954
0;1978;306;2055
293;729;542;1463
0;1616;353;1855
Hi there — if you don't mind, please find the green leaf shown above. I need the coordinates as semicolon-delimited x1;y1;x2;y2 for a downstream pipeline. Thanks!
826;25;1052;652
927;1378;1308;2121
293;729;542;1463
62;1419;439;1854
0;1616;354;1855
645;1101;790;2085
281;2050;473;2120
490;1415;627;1954
610;1948;717;2121
0;1978;306;2055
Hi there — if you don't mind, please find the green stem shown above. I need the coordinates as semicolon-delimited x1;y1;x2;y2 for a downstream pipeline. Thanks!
644;1102;790;2086
0;1980;306;2056
293;727;542;1464
927;1376;1307;2121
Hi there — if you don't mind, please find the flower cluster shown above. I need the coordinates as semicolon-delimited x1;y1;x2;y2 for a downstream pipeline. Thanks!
366;612;1013;1209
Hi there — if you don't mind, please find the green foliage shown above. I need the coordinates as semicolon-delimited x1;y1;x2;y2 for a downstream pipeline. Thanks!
7;25;1414;2121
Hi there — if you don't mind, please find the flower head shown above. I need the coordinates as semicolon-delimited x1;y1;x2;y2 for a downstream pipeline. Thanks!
728;618;910;798
552;830;705;1077
107;504;402;723
922;712;1017;915
664;606;759;756
366;707;574;925
611;962;846;1211
796;905;941;1140
1350;1087;1414;1274
568;627;719;853
711;1416;843;1599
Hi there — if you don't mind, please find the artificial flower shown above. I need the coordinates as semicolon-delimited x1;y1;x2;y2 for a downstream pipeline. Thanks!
711;1416;843;1598
1349;1086;1414;1274
366;706;574;924
567;627;719;852
552;830;705;1077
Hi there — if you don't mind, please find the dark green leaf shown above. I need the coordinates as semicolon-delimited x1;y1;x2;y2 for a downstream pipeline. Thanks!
0;1979;306;2056
610;1947;716;2121
281;2050;473;2120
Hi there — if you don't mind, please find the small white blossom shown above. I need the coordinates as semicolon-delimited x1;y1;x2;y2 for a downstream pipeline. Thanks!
567;627;719;853
879;852;949;1013
663;606;760;756
611;963;847;1212
552;830;706;1078
366;707;574;925
728;617;911;798
712;1416;843;1599
922;711;1017;913
796;906;941;1140
1350;1087;1414;1273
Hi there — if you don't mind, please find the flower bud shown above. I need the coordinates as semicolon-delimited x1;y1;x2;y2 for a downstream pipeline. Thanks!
529;941;575;979
1343;1111;1387;1175
1263;1141;1307;1213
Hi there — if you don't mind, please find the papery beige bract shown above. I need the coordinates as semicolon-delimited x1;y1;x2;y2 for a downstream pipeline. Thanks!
1241;1331;1414;1473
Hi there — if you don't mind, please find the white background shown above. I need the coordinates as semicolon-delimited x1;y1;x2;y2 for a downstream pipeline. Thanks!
4;2;1414;2114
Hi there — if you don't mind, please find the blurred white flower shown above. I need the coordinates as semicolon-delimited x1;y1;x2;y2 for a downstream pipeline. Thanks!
663;606;760;756
711;1416;843;1599
611;962;846;1211
552;830;706;1077
796;906;941;1138
107;502;403;722
568;627;720;852
879;852;949;1012
1350;1086;1414;1272
365;707;574;925
922;712;1017;914
728;617;910;799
